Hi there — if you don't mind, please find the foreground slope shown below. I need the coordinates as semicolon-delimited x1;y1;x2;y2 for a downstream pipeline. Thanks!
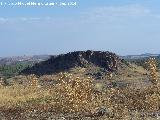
0;50;159;120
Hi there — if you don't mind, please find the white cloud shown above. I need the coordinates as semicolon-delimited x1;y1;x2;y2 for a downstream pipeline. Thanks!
0;17;8;23
0;17;48;23
11;17;43;22
0;5;157;24
80;4;153;21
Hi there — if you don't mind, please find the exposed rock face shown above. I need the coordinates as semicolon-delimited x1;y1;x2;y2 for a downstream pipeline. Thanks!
21;50;121;75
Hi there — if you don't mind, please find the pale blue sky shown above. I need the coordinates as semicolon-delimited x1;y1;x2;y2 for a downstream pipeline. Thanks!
0;0;160;57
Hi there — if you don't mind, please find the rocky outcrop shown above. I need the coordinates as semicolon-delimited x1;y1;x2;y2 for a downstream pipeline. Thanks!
21;50;121;75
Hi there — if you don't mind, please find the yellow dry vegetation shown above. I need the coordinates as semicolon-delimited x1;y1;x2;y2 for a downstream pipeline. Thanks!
0;58;159;119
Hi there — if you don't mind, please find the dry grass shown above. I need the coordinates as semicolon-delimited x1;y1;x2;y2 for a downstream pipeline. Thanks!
26;74;39;87
0;84;51;108
0;70;159;119
146;58;158;84
53;72;102;114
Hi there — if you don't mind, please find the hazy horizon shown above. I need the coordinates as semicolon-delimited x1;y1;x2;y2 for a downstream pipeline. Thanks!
1;51;160;58
1;0;160;57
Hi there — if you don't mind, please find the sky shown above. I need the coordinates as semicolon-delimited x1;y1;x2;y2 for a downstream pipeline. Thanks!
0;0;160;57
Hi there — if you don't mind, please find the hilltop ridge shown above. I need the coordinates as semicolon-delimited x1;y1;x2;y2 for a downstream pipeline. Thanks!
21;50;121;75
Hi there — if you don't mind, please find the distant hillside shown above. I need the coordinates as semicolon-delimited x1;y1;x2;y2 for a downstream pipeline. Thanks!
21;50;122;76
122;54;160;70
0;55;50;65
121;53;160;60
0;55;51;78
0;62;35;78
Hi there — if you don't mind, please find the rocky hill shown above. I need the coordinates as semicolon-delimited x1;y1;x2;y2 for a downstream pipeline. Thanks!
21;50;122;76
